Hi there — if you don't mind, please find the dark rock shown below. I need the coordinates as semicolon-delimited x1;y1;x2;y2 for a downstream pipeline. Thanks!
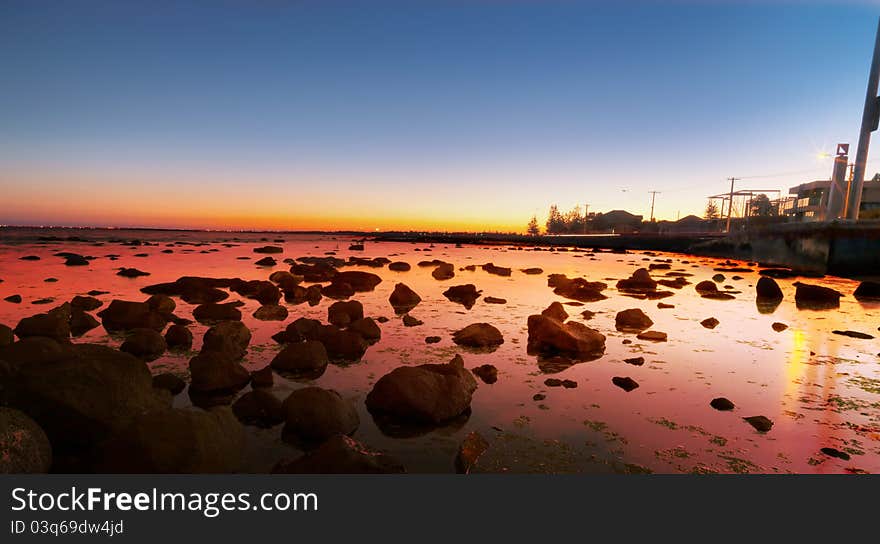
615;308;653;332
71;295;102;311
120;328;167;361
152;373;186;395
455;431;489;474
251;366;274;388
820;447;850;461
616;268;657;292
624;356;645;366
4;295;22;304
481;263;511;276
253;304;288;321
853;281;880;301
553;276;608;302
164;324;193;350
471;364;498;384
188;351;250;394
328;300;364;328
332;271;382;292
527;314;605;359
233;390;284;427
695;280;718;294
402;315;423;327
348;317;381;342
366;354;477;424
64;254;89;266
388;262;411;272
193;302;242;323
268;271;302;290
254;246;283;254
97;299;169;332
636;330;667;342
321;281;354;300
484;296;507;304
794;282;842;310
13;304;71;342
432;262;455;280
772;322;788;332
743;415;773;433
710;397;735;411
541;302;568;322
612;376;639;392
315;325;368;361
425;336;441;344
700;317;720;329
520;267;543;275
270;340;329;377
832;329;874;339
452;323;504;349
272;435;405;474
282;387;359;444
0;407;52;473
230;279;281;305
756;277;784;301
202;321;251;360
0;324;12;347
254;256;277;267
117;268;150;278
443;284;482;309
389;283;421;313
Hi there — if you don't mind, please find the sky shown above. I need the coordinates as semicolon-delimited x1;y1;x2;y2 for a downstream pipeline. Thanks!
1;0;879;232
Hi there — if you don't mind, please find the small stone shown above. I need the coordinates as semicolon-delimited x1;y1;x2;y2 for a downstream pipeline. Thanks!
636;330;667;342
544;378;562;387
820;447;850;461
425;336;441;344
710;397;735;411
700;317;719;329
743;415;773;433
402;315;423;327
624;356;645;366
772;322;788;332
471;364;498;384
612;376;639;392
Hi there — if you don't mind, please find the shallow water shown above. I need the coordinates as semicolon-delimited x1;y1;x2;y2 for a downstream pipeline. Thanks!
1;227;879;474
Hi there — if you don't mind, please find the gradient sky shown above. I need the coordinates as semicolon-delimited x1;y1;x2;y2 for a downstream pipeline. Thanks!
1;0;879;231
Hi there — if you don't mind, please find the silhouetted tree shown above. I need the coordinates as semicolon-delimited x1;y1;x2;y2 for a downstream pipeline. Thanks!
546;205;566;234
749;194;776;217
527;215;541;236
705;200;720;220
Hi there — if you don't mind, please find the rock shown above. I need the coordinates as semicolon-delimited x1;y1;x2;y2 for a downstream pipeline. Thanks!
471;364;498;384
164;324;193;350
4;295;22;304
0;408;52;473
388;262;411;272
455;431;489;473
616;268;657;292
141;276;231;305
533;393;546;401
193;302;242;323
580;310;596;320
710;397;735;411
120;328;167;361
772;322;788;332
251;366;274;388
612;376;639;392
657;302;674;309
321;281;354;300
254;256;277;267
93;407;244;473
366;355;477;425
636;330;667;342
253;304;288;321
562;379;577;388
268;271;303;290
553;276;608;302
832;329;874;339
794;282;842;310
389;283;421;313
254;246;283;254
615;308;653;332
541;302;568;322
443;284;482;309
820;447;851;461
712;273;725;283
282;387;359;444
188;351;251;394
290;263;337;283
233;390;284;427
328;300;364;328
202;321;251;360
481;263;512;276
484;296;506;304
624;356;645;366
13;305;71;342
452;323;504;349
152;373;186;395
68;309;99;337
270;341;329;377
0;324;12;347
695;280;719;294
97;299;169;332
230;279;281;305
348;317;381;342
520;268;543;275
64;254;89;266
756;277;784;301
700;317;719;329
526;314;606;359
1;343;167;463
402;315;423;327
853;281;880;301
117;268;150;278
432;262;455;280
71;295;102;311
425;336;441;344
19;255;40;261
743;415;773;433
332;271;382;292
545;378;562;387
272;435;405;474
315;325;369;361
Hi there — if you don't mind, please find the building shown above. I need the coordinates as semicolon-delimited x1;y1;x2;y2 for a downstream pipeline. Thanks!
782;175;880;221
590;210;643;233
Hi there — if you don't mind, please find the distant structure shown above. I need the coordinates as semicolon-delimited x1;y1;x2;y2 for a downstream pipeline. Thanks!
784;175;880;221
591;210;643;233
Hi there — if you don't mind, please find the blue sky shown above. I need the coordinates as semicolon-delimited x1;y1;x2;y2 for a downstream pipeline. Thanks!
1;1;878;229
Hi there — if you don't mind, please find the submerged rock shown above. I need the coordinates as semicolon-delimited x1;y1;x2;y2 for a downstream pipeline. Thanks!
0;407;52;473
272;435;405;474
794;282;842;310
120;328;167;361
253;304;288;321
455;431;489;474
164;324;193;350
389;283;421;313
710;397;735;411
188;351;250;394
328;300;364;328
700;317;719;329
471;364;498;384
443;284;482;309
193;302;242;323
388;261;411;272
366;354;477;425
612;376;639;392
526;314;606;360
615;308;653;332
452;323;504;349
282;387;359;444
432;262;455;280
743;415;773;433
270;341;329;377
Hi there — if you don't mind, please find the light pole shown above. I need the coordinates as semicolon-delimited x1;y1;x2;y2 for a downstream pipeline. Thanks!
845;17;880;220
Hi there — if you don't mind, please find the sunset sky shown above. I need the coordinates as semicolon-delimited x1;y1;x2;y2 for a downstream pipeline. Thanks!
1;1;879;232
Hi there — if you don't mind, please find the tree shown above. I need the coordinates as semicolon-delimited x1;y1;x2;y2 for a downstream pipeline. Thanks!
527;215;541;236
749;194;776;217
705;200;720;220
546;205;565;234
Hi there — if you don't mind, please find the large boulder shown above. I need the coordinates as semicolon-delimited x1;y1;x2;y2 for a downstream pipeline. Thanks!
13;304;71;342
272;435;405;474
97;299;168;332
71;295;103;312
230;280;281;305
328;300;364;328
615;308;654;332
552;277;608;302
365;355;477;425
202;321;251;360
282;387;359;444
93;407;244;473
794;282;842;310
389;283;421;313
0;344;167;462
348;317;381;342
0;324;13;347
192;302;242;324
452;323;504;348
616;269;657;292
314;325;368;362
756;277;784;301
270;340;329;377
232;390;284;427
120;328;167;361
443;284;482;309
70;310;100;337
0;408;52;473
164;324;193;350
331;271;382;292
526;314;606;359
854;281;880;301
187;351;250;394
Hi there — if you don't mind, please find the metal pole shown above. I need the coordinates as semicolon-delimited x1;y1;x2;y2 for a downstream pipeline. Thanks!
648;191;659;222
845;17;880;220
725;177;737;232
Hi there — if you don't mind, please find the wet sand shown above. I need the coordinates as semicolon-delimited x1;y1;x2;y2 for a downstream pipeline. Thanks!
1;228;878;473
